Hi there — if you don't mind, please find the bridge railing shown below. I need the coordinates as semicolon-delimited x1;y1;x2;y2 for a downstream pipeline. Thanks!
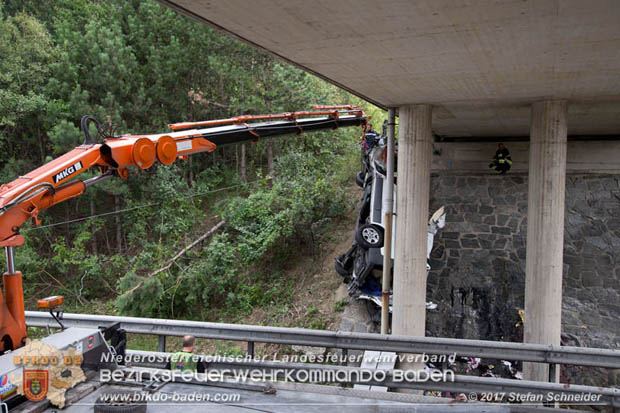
124;349;620;408
25;311;620;408
25;311;619;369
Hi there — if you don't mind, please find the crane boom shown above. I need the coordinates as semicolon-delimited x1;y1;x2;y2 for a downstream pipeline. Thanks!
0;106;368;351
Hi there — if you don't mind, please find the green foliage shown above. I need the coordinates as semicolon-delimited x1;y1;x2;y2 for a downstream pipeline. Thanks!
224;151;348;265
307;305;317;316
48;119;82;155
1;0;380;324
333;299;348;312
214;342;244;357
0;10;53;128
117;271;164;317
0;9;54;179
116;149;353;318
304;304;328;330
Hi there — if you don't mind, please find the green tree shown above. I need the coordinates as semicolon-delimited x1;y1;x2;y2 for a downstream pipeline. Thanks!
0;8;55;179
1;0;377;321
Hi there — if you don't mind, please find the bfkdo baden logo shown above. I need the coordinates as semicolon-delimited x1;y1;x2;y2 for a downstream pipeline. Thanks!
9;339;86;408
23;370;49;401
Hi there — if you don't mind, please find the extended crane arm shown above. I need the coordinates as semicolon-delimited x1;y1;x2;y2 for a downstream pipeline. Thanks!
0;106;367;247
0;106;367;351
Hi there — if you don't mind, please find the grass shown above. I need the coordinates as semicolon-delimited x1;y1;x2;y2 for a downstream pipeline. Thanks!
126;333;160;351
333;299;348;312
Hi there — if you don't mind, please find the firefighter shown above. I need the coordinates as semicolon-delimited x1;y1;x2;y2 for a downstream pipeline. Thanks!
363;123;379;153
489;143;512;174
167;335;206;373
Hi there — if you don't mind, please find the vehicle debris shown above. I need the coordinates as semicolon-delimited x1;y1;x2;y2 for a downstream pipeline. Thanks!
335;130;446;322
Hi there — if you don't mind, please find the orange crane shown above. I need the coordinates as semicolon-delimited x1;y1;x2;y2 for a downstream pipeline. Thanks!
0;106;368;352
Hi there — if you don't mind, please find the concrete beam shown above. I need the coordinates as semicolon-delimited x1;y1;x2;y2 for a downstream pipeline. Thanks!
431;141;620;173
393;104;432;341
524;100;568;382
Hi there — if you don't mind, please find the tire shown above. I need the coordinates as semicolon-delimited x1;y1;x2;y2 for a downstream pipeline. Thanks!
355;223;384;249
94;390;147;413
334;258;351;278
355;171;365;188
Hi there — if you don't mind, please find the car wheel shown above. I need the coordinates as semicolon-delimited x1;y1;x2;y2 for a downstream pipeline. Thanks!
355;223;384;249
355;171;365;188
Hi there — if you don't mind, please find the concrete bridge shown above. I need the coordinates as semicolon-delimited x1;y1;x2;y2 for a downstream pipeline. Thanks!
155;0;620;384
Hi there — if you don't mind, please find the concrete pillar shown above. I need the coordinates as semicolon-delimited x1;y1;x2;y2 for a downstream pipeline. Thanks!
524;100;568;382
381;108;396;335
393;104;432;341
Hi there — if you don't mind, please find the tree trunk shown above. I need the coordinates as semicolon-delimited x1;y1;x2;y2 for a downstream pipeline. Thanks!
265;99;274;182
188;155;194;187
240;144;247;183
235;144;239;174
114;196;122;253
104;224;111;254
90;199;98;255
38;125;45;163
267;140;274;178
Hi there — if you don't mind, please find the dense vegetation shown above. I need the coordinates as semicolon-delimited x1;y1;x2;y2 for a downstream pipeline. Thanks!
0;0;382;321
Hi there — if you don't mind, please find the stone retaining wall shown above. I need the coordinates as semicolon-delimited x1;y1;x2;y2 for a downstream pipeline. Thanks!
426;173;619;385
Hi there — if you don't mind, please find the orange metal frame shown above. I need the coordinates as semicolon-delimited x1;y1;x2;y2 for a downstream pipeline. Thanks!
0;107;367;352
168;105;364;130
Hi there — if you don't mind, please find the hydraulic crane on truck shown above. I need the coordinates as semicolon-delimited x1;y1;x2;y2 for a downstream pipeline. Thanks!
0;105;368;353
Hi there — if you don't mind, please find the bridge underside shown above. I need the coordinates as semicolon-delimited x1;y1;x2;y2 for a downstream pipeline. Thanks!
158;0;620;137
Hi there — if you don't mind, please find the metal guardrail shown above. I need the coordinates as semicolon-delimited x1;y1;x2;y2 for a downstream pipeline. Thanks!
125;350;620;408
26;311;620;369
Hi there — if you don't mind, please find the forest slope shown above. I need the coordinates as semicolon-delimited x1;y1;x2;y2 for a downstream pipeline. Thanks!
0;0;383;326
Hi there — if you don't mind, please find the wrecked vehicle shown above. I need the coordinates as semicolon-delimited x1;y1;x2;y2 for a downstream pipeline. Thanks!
336;130;446;320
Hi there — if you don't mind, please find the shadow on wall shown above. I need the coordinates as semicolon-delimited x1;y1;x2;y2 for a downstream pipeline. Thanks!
424;173;620;386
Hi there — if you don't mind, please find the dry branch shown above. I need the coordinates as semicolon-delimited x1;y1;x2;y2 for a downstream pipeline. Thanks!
124;220;225;295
